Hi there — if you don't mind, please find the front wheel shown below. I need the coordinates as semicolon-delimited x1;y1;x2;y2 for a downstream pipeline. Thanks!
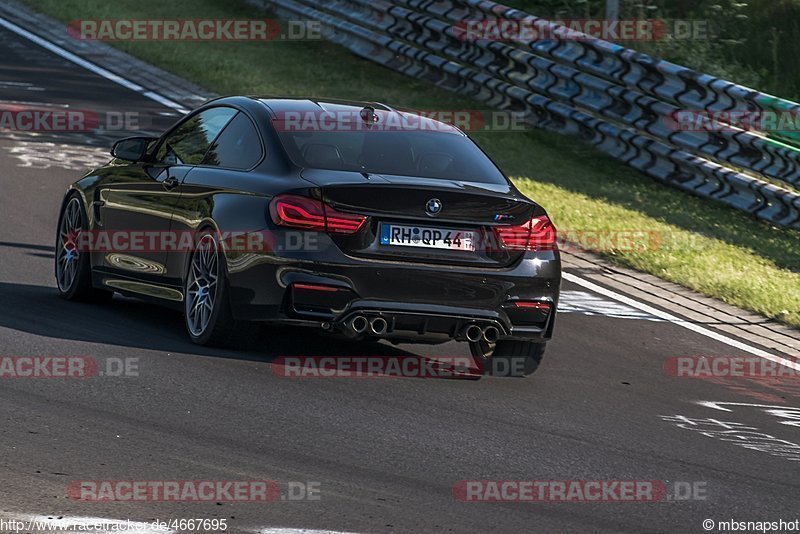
469;339;546;377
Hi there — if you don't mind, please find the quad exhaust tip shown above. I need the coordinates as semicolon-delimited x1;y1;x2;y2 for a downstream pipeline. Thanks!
349;316;498;341
351;315;369;334
464;324;483;343
370;317;388;335
482;326;500;343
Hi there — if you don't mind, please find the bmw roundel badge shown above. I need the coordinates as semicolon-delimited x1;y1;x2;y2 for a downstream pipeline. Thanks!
425;198;442;216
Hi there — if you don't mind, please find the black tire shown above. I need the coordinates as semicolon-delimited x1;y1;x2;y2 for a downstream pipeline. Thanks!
470;339;546;377
55;194;113;303
184;230;257;347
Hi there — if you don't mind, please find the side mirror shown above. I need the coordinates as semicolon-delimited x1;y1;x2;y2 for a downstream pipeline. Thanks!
111;136;156;162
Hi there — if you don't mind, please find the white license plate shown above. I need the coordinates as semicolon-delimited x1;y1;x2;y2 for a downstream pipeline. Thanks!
380;224;475;251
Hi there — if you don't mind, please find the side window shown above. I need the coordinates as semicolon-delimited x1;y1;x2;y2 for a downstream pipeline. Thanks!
156;107;238;165
202;112;263;169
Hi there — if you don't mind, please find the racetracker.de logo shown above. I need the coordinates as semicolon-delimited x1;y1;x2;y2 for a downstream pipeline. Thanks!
664;110;800;133
453;480;707;502
68;480;280;502
271;109;511;133
0;105;148;133
664;356;800;380
62;230;275;253
67;19;321;41
453;18;669;42
0;105;95;132
0;356;138;379
272;356;478;379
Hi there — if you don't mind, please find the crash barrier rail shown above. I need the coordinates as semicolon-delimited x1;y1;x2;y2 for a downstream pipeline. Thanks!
259;0;800;229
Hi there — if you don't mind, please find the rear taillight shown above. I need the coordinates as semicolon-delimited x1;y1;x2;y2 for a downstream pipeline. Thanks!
270;194;366;235
494;215;557;251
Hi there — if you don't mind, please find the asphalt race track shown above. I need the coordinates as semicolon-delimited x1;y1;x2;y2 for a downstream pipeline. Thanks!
0;21;798;534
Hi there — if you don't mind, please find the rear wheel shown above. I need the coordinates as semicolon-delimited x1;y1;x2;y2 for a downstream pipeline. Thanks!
469;338;545;377
184;230;256;347
55;195;113;303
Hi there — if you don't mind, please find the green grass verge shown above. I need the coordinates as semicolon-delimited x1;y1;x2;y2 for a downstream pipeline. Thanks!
21;0;800;328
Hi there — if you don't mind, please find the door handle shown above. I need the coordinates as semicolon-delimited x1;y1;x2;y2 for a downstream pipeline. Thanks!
163;176;180;190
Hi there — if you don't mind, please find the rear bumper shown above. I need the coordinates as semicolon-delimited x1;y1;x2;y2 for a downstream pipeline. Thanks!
225;239;561;342
335;304;514;343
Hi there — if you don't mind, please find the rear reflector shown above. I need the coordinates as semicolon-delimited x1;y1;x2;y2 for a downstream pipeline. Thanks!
514;301;552;310
495;215;557;251
270;194;366;235
290;282;356;316
293;283;341;292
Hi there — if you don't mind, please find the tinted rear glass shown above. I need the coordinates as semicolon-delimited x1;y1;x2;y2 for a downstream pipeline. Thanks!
273;124;507;184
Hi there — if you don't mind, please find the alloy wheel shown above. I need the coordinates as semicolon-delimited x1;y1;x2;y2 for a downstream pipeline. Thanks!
56;198;83;292
186;234;220;336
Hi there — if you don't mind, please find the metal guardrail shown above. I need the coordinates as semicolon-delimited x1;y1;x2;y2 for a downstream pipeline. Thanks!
259;0;800;229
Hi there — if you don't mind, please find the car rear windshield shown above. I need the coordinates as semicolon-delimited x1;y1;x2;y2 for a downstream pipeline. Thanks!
273;126;507;184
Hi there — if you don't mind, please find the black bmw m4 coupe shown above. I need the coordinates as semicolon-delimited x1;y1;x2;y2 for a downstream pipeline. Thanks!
55;97;561;376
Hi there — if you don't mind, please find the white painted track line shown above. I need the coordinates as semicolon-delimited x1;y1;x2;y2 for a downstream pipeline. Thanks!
0;16;189;113
563;272;800;371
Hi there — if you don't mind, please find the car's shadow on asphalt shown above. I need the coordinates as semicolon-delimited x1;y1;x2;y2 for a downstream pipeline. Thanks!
0;281;480;379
